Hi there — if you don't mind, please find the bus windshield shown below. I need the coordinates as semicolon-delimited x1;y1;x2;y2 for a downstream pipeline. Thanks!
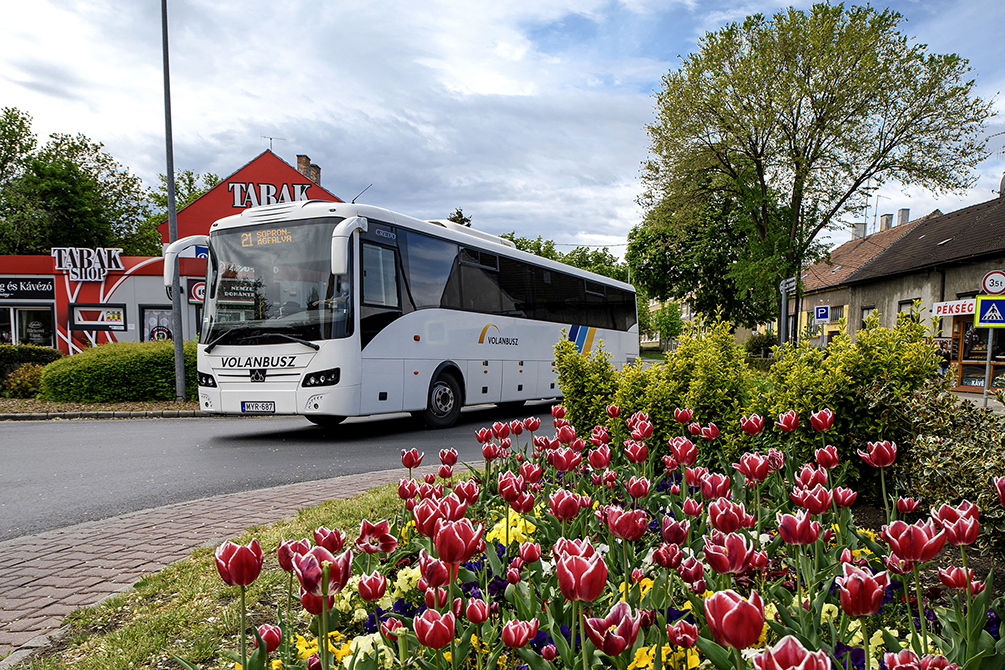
201;217;351;346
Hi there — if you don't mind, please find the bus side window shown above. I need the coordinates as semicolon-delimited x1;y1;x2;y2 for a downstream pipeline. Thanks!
362;243;400;308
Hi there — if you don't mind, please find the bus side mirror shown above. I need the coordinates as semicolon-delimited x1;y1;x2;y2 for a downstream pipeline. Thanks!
331;216;367;275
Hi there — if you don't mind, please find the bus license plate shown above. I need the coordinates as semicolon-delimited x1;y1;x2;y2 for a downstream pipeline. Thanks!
241;401;275;413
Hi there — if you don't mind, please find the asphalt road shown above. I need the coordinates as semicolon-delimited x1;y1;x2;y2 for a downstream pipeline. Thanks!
0;402;553;542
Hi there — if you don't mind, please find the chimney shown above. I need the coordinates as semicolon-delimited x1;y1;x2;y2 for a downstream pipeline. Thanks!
897;208;910;226
296;155;321;185
880;213;893;231
853;222;866;239
308;163;321;185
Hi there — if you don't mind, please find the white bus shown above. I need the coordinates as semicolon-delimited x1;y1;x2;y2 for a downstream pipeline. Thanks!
165;201;639;428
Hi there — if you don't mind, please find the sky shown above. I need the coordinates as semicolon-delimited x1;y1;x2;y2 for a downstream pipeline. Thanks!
2;0;1004;259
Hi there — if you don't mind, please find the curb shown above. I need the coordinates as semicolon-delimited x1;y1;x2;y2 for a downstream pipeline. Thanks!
0;410;202;421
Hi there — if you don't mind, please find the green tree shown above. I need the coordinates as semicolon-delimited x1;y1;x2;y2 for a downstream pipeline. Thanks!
650;301;683;351
446;207;471;226
0;107;36;188
131;169;221;255
640;3;993;310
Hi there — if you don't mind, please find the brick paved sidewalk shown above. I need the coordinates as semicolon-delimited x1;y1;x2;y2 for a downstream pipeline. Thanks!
0;465;440;666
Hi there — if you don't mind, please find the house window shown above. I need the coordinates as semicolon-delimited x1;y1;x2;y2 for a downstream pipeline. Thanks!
861;305;876;330
831;305;844;321
898;298;921;322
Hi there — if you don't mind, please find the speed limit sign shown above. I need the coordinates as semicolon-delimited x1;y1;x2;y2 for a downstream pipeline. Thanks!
982;270;1005;295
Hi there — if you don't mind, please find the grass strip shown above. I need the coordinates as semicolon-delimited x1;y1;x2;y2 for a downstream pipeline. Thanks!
21;482;402;670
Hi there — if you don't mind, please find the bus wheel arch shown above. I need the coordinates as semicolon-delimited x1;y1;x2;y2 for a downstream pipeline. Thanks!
423;363;464;428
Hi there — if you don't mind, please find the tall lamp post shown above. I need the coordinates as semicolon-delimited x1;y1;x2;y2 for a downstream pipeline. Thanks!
161;0;185;401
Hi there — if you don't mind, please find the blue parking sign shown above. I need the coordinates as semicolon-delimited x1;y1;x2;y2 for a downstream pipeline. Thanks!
814;305;830;323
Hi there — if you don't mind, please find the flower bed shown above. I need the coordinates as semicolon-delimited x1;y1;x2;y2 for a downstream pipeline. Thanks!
176;405;1005;670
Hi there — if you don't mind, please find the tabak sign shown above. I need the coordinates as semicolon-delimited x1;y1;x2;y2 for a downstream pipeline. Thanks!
51;247;125;281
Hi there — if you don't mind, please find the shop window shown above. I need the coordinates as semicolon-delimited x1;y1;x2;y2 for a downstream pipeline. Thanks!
0;308;11;344
16;307;55;347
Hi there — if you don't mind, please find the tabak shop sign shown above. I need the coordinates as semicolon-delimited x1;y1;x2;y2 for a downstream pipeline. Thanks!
51;247;125;281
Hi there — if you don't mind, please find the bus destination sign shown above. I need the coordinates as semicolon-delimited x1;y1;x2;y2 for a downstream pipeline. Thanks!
241;228;293;247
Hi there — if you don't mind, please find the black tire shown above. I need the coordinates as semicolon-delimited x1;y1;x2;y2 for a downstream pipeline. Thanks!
423;372;462;428
306;414;346;427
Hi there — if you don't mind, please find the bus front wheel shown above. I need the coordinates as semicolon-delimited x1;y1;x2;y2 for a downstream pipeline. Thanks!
306;414;346;427
424;373;461;428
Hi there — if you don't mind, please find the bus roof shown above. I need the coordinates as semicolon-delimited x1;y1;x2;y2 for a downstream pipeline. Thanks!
208;200;636;294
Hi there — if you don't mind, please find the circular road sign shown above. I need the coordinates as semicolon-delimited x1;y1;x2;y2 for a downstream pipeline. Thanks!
982;270;1005;295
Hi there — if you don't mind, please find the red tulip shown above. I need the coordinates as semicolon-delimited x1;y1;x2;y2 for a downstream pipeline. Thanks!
705;589;765;649
519;542;541;563
776;510;821;545
685;466;708;488
509;419;524;436
835;563;889;616
524;416;541;431
709;498;754;533
553;536;597;559
465;597;489;623
682;498;703;517
294;546;352;596
510;491;535;513
502;618;539;648
434;518;484;564
627;475;651;499
606;404;621;418
882;519;946;563
701;423;720;440
606;506;648;541
884;650;958;670
542;644;558;661
380;617;404;642
437;448;458;466
653;542;683;569
704;531;755;575
414;609;455;649
589;444;612;469
397;478;418;500
623;440;647;464
793;464;828;490
313;526;346;553
437;465;452;479
897;497;919;514
355;519;398;554
358;571;387;602
417;482;442;500
661;516;690;544
475;427;493;443
766;448;785;471
277;538;310;573
551;405;566;419
932;502;980;546
995;476;1005;508
734;452;770;483
677;556;704;584
519;461;542;483
401;448;425;469
790;484;832;515
666;619;698;648
438;492;468;521
663;455;679;471
549;447;582;471
257;624;282;654
299;587;335;615
584;601;642;657
424;472;437;484
740;414;764;435
752;635;831;670
884;553;915;575
631;420;654;441
412;498;446;537
688;422;702;436
701;472;731;500
419;548;453;587
809;408;834;432
834;487;858;507
557;425;577;445
556;551;608;601
674;407;693;424
670;436;697;466
454;479;480;504
589;425;611;446
859;440;897;468
776;410;798;433
498;471;524;503
481;442;502;461
549;488;582;522
424;586;449;609
939;566;972;590
215;539;264;587
815;445;839;469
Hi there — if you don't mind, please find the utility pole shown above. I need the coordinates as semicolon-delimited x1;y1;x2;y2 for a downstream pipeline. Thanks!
162;0;185;401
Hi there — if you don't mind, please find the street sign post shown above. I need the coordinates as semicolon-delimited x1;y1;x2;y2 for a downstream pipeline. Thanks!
982;270;1005;295
778;276;797;351
975;294;1005;407
814;305;830;325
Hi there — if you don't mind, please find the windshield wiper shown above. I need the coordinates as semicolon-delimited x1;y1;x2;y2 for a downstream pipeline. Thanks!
204;327;251;353
266;333;321;351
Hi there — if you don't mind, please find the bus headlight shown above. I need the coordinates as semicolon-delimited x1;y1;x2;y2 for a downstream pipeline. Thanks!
198;371;217;387
302;367;340;387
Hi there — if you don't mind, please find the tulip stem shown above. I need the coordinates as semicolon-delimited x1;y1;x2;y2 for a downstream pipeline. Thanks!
320;564;331;670
622;540;630;604
733;647;744;670
912;564;928;653
861;616;870;670
961;546;973;636
880;468;891;525
239;584;248;670
285;571;294;666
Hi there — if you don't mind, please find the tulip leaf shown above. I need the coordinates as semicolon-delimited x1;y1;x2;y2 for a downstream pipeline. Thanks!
454;625;476;665
881;628;903;654
486;645;506;670
486;541;504;577
694;635;733;670
547;617;573;666
516;646;551;670
171;656;201;670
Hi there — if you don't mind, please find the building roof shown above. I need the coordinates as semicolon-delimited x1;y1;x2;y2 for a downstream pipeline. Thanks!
802;214;931;293
848;196;1005;283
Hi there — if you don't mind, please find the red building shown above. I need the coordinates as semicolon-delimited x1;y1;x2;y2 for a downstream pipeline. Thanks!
0;151;340;354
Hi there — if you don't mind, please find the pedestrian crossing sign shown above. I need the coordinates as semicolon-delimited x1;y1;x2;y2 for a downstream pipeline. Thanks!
975;296;1005;327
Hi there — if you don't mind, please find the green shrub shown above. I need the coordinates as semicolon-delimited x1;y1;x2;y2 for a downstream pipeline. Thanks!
744;330;777;356
553;338;619;432
2;362;45;398
745;356;776;373
0;343;62;386
39;340;198;402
